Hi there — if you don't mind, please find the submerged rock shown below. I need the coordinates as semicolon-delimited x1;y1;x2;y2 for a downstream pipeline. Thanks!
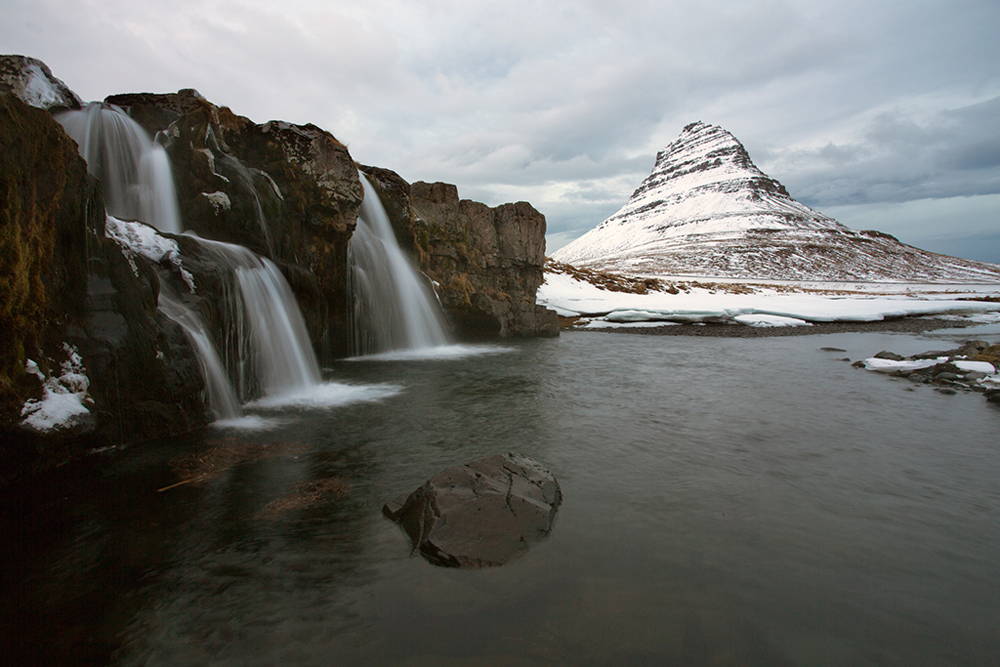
383;452;562;568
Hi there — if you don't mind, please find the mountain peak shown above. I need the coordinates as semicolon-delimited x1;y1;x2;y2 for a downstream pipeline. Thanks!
552;122;1000;283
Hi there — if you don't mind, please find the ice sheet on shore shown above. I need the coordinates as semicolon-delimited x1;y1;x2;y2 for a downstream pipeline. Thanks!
538;271;1000;326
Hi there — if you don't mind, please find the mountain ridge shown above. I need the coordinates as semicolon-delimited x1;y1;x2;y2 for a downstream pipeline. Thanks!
553;121;1000;283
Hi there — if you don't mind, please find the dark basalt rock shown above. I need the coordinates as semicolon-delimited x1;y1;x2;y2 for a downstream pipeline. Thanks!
383;452;562;568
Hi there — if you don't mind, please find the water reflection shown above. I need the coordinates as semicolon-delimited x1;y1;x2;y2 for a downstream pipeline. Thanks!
2;330;999;666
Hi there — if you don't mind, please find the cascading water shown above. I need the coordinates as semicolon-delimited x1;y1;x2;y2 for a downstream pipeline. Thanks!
56;103;182;234
349;174;450;355
58;102;323;420
191;236;320;400
157;282;243;420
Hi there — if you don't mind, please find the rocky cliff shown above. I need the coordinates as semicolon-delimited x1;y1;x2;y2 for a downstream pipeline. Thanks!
362;167;558;339
0;55;556;472
104;89;363;362
554;121;1000;282
0;87;206;477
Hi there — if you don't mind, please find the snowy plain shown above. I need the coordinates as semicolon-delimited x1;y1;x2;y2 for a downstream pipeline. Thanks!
537;269;1000;328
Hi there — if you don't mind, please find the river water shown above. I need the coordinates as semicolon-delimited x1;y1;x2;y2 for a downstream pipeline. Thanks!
3;327;999;666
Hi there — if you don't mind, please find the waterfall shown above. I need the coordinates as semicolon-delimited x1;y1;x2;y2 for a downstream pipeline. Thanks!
58;102;323;420
157;283;243;420
191;236;321;400
56;103;182;234
349;174;450;355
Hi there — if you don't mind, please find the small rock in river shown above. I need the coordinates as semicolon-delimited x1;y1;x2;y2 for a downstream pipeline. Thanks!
383;452;562;568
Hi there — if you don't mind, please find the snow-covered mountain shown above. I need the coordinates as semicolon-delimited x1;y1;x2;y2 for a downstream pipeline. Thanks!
553;121;1000;283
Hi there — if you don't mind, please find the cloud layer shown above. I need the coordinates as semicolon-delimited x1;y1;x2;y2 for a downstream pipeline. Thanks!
4;0;998;262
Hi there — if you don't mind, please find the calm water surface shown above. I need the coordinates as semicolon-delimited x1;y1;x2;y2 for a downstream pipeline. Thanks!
3;328;999;666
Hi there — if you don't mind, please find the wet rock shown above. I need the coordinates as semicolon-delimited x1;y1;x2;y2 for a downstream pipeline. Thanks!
970;344;1000;368
858;340;1000;407
954;340;990;357
913;349;952;360
383;452;562;568
1;91;206;473
105;90;364;361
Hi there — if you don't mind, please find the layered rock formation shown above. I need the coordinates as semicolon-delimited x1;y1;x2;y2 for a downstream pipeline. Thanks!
107;92;557;348
362;167;559;339
554;121;1000;282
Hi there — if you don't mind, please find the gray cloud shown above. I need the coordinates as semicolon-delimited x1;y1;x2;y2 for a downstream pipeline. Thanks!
3;0;999;260
769;96;1000;210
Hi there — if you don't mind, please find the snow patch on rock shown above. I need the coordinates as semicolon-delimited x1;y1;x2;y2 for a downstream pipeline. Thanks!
19;344;94;434
105;215;196;293
202;191;231;213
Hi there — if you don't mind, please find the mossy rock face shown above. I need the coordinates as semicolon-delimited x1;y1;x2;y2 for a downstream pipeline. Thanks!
1;90;208;470
362;167;558;340
106;92;364;361
0;92;90;420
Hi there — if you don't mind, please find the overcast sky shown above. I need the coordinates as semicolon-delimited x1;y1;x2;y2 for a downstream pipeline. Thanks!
5;0;1000;263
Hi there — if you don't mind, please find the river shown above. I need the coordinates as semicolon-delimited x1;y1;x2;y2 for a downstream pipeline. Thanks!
3;326;999;666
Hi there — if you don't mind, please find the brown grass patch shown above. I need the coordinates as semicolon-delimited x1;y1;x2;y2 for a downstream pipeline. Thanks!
158;438;308;492
255;477;350;520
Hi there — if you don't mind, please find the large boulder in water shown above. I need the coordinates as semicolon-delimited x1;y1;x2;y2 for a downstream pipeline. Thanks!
383;452;562;568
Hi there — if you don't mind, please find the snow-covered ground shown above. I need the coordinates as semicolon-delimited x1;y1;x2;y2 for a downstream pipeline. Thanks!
538;269;1000;328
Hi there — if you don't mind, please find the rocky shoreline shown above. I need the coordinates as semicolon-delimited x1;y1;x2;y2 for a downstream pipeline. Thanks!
571;316;982;338
853;339;1000;405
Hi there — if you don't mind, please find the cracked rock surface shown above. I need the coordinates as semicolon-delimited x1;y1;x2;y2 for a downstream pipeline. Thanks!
382;452;561;568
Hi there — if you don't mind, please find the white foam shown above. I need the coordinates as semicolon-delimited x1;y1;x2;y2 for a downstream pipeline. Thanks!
210;415;287;431
347;344;516;362
245;381;403;410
